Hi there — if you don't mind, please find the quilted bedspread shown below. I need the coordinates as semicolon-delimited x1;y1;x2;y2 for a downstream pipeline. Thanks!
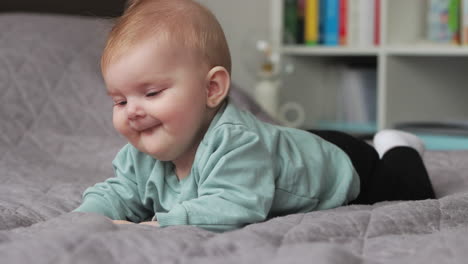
2;14;468;264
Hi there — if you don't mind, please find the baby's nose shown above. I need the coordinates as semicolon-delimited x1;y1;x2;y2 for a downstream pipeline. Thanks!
127;101;146;120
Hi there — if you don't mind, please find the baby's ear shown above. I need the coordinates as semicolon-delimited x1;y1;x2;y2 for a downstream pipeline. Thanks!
205;66;230;108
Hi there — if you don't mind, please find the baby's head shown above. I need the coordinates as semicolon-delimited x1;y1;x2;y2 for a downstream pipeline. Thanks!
102;0;232;167
101;0;231;76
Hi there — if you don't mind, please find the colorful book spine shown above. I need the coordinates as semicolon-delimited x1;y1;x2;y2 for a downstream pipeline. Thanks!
283;0;299;44
339;0;348;45
297;0;306;44
449;0;460;44
463;0;468;44
374;0;380;45
320;0;340;45
448;0;460;44
289;0;380;47
427;0;440;42
305;0;319;45
427;0;460;44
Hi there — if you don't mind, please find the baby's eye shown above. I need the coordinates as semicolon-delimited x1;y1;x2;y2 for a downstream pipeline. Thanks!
113;100;127;106
146;91;160;97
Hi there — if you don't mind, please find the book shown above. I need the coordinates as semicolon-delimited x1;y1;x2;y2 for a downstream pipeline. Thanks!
305;0;319;45
346;0;360;46
319;0;340;46
427;0;460;44
448;0;460;44
358;0;375;46
283;0;299;44
374;0;380;45
339;0;348;45
462;0;468;44
337;66;377;124
297;0;306;44
287;0;379;47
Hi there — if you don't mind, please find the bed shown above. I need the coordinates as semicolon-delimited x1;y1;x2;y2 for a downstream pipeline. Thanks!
2;9;468;264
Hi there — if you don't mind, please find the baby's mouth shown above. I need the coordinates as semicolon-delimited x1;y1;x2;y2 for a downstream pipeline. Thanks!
130;120;161;133
140;124;160;134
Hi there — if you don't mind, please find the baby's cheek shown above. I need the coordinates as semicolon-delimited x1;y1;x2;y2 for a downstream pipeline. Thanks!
113;117;131;137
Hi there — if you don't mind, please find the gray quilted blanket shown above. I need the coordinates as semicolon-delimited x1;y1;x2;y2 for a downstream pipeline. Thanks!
2;14;468;264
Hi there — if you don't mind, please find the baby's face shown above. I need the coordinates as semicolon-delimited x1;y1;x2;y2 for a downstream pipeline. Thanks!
103;38;212;165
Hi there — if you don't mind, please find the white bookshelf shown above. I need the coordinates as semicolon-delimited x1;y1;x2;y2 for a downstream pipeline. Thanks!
271;0;468;132
282;46;380;56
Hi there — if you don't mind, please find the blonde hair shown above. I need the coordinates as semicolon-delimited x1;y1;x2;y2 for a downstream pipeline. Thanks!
101;0;231;74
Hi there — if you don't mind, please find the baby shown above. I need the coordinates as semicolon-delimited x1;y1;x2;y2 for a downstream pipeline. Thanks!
74;0;435;232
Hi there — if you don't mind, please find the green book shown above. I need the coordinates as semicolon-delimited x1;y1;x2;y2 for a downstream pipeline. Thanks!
284;0;299;44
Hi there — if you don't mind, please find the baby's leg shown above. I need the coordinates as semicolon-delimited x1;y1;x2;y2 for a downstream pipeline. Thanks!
308;130;379;204
373;129;425;158
366;146;436;202
310;129;435;204
365;131;435;203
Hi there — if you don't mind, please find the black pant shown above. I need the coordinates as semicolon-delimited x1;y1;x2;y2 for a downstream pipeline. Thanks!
309;130;436;205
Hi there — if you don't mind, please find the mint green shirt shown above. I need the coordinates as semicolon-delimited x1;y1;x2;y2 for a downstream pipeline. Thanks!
75;101;360;232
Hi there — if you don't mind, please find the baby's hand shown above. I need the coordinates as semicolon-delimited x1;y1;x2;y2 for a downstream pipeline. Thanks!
112;220;135;225
139;221;160;227
111;220;159;227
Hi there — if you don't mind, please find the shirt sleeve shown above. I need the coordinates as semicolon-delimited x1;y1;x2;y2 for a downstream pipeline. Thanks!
156;125;276;232
74;145;153;222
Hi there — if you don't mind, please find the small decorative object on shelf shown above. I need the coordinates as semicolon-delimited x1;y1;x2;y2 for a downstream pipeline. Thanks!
252;39;281;119
242;35;295;121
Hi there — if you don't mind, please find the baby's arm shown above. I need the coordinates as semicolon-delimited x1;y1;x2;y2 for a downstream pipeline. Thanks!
155;127;276;232
74;145;153;222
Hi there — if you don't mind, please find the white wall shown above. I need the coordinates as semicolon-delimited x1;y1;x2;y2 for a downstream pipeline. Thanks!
196;0;271;95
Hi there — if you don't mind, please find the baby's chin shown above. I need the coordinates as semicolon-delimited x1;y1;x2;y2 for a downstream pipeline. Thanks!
146;152;173;162
135;144;175;161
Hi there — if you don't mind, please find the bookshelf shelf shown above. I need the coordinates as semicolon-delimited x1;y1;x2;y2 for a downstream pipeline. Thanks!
271;0;468;143
282;46;379;56
384;46;468;56
281;45;468;57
